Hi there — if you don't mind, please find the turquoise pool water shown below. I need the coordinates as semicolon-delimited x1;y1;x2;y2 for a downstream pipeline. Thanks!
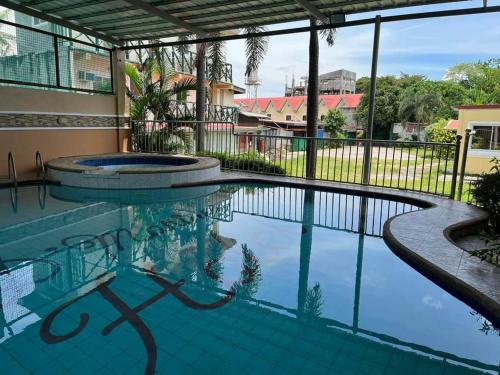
0;183;498;374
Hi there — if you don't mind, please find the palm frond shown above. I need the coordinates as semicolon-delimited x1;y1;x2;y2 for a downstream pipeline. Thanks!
207;38;226;86
244;26;269;77
175;35;191;56
170;77;197;96
124;63;143;94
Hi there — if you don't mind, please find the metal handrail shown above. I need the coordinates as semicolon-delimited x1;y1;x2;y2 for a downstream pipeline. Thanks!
36;151;46;180
7;152;18;188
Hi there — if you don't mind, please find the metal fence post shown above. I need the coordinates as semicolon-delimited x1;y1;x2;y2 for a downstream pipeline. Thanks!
449;134;462;199
457;129;471;201
53;36;61;87
362;15;381;185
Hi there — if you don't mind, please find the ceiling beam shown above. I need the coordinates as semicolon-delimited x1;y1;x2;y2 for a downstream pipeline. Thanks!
294;0;330;23
0;0;122;45
121;0;206;36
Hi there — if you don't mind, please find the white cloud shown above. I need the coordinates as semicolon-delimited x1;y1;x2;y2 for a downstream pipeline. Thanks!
227;10;500;97
422;294;444;310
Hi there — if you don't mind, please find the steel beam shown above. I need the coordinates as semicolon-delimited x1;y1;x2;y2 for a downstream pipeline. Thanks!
121;5;500;48
295;0;330;23
121;0;206;36
0;0;122;45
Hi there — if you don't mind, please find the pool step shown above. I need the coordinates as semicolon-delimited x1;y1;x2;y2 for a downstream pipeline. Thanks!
0;174;59;188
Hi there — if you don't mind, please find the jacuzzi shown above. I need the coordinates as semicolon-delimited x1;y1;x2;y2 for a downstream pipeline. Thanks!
47;153;220;189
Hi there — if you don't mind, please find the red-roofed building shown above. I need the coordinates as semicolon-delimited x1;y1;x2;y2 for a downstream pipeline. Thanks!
234;94;362;130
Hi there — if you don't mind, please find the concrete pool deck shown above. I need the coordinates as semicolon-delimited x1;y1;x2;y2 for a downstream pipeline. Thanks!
174;171;500;327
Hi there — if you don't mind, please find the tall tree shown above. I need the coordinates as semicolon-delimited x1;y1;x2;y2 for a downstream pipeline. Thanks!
305;20;335;178
445;59;500;104
195;42;207;152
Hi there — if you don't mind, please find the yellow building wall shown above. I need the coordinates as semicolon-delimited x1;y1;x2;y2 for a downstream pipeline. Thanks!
245;99;338;123
457;107;500;174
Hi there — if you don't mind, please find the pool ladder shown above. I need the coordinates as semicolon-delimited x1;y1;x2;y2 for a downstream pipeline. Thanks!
6;151;47;212
7;151;18;188
36;150;46;181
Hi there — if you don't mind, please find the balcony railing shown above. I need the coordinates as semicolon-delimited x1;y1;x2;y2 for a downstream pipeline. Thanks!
161;48;232;83
131;120;466;199
160;100;239;123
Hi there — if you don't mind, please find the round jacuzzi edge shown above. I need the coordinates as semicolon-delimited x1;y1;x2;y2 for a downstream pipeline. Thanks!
47;153;220;188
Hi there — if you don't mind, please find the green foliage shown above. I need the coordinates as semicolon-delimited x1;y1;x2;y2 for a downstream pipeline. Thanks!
304;282;323;318
125;50;197;121
426;119;456;142
469;231;499;266
207;39;226;86
244;26;269;77
445;59;500;104
472;158;500;233
354;60;500;139
198;151;287;175
355;75;420;138
323;109;347;136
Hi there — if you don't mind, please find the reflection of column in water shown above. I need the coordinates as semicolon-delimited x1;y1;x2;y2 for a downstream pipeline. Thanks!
297;189;315;317
353;196;367;333
117;207;133;274
196;198;207;287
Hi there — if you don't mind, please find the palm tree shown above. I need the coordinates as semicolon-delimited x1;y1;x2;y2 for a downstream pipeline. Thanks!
192;28;269;152
306;20;336;178
125;49;197;153
398;90;441;139
125;48;196;121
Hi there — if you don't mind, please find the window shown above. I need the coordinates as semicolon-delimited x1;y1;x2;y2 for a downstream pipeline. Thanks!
320;115;325;121
286;115;292;121
32;17;47;26
267;113;272;117
302;115;307;121
470;124;500;152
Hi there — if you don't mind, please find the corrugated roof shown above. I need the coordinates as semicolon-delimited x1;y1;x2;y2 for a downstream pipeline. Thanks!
3;0;469;45
235;94;362;113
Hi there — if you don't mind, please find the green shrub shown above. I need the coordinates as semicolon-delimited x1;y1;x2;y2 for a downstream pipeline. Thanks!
472;158;500;233
199;152;287;175
424;118;457;159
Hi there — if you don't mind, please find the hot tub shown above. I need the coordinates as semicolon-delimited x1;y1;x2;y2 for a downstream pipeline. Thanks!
47;153;220;189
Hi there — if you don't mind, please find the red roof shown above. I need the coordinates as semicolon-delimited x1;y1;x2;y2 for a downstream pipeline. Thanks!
234;94;362;113
286;96;305;111
256;98;271;111
269;97;287;111
341;94;362;108
319;95;342;108
445;119;459;130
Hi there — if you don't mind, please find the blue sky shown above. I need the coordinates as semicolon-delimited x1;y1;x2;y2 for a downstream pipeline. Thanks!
227;0;500;97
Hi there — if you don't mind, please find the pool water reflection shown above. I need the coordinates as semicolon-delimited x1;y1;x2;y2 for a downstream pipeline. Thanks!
0;184;498;374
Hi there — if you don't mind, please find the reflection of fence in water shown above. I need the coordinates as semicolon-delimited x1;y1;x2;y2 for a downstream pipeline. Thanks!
204;185;420;237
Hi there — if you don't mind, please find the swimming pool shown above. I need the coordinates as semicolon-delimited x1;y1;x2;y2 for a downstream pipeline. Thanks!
0;183;498;374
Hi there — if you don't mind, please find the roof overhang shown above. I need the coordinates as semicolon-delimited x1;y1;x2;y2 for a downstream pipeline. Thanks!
1;1;494;47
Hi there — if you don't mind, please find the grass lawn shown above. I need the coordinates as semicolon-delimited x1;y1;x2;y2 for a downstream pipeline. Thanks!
261;145;470;200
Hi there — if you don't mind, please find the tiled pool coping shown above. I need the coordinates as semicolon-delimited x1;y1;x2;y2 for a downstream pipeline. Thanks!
174;171;500;327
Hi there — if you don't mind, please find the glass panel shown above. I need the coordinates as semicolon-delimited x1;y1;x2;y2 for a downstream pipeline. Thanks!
471;125;497;150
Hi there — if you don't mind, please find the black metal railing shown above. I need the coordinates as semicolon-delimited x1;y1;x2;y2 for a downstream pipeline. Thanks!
155;100;239;123
160;47;232;83
0;19;113;94
132;120;463;198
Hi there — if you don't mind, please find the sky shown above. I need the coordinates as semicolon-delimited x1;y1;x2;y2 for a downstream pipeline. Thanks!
226;0;500;97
